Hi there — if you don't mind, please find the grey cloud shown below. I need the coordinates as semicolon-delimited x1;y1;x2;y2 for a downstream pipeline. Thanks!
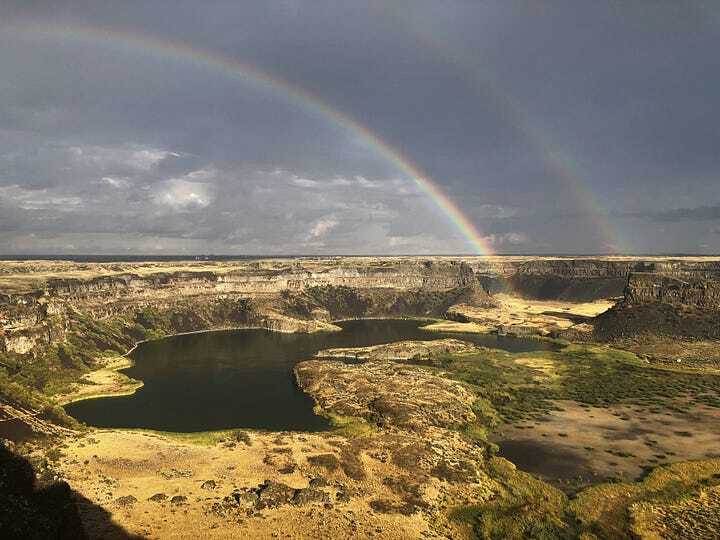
618;205;720;223
1;1;719;254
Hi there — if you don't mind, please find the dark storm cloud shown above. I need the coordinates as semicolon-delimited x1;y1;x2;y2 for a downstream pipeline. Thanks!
0;1;719;254
618;205;720;223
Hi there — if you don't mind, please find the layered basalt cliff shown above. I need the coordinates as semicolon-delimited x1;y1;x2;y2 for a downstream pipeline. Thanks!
472;257;720;301
0;259;484;356
480;259;626;300
4;256;720;356
625;272;720;308
595;270;720;340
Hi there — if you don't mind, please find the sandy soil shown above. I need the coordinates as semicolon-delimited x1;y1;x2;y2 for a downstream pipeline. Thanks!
426;294;613;336
54;357;143;406
54;429;481;539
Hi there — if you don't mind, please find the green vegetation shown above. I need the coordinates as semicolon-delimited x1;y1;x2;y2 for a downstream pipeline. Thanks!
420;350;560;424
0;350;80;428
1;309;137;397
327;414;376;438
417;343;720;427
452;457;720;539
0;307;144;428
124;428;258;446
434;342;720;539
556;345;720;410
571;459;720;539
44;447;63;462
452;457;573;539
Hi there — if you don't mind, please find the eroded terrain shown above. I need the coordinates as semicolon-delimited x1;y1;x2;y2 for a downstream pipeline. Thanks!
3;256;720;539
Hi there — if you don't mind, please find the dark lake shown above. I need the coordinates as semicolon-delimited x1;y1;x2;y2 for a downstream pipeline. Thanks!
65;319;557;432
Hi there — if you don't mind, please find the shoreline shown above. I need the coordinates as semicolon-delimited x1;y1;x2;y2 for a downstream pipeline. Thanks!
54;321;345;407
55;356;143;406
55;316;508;413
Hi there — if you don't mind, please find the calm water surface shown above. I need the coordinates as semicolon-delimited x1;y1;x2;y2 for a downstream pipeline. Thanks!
65;319;556;432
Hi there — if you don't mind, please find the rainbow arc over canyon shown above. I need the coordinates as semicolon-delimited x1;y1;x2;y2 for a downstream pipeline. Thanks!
5;22;494;255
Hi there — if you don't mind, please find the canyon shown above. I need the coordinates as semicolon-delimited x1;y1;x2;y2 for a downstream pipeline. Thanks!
4;255;720;356
2;255;720;539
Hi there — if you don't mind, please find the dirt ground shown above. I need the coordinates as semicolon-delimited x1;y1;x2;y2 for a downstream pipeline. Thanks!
53;428;484;539
492;400;720;492
425;294;613;336
54;357;143;406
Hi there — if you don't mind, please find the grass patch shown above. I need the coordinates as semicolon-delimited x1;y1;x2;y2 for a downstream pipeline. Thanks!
571;459;720;539
463;423;490;444
125;428;253;446
327;414;376;438
426;342;720;431
453;457;720;539
453;457;574;539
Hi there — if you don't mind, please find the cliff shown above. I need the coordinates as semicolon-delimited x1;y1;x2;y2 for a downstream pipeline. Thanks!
3;255;720;371
594;271;720;340
4;256;720;355
472;257;720;301
0;259;481;355
624;273;720;309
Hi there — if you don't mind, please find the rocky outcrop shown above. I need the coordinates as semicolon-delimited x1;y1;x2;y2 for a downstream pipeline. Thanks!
295;358;476;430
469;257;720;281
625;273;720;309
594;271;720;340
473;258;720;301
594;301;720;341
212;480;331;514
314;339;478;362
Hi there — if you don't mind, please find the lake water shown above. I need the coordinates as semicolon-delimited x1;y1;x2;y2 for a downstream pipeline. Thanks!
65;319;557;432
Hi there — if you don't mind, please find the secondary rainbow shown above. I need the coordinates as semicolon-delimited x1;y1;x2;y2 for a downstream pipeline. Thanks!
383;8;628;254
4;21;493;255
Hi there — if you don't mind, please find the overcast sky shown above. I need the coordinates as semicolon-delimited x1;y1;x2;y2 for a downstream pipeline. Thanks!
1;1;719;255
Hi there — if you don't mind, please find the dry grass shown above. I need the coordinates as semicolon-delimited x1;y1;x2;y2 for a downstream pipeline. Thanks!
571;459;720;539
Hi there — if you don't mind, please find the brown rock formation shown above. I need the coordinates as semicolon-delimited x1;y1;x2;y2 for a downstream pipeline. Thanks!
295;358;476;430
595;271;720;340
625;273;720;309
314;338;478;362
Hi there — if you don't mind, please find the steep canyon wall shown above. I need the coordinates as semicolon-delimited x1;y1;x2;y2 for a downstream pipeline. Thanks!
3;256;720;354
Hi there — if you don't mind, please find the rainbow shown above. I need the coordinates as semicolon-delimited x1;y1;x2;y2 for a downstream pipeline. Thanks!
382;7;628;254
3;22;494;255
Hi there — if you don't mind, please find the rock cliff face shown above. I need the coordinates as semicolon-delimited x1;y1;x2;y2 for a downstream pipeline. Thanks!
473;257;720;301
0;259;481;355
594;270;720;340
3;256;720;356
624;273;720;309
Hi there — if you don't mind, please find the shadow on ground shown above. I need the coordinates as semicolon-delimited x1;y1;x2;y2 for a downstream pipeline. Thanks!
0;442;142;539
